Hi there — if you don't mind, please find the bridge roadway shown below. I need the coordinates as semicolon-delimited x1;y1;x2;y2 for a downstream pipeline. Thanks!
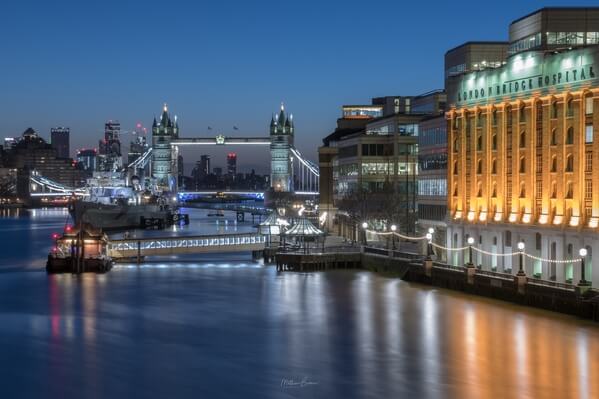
107;232;267;259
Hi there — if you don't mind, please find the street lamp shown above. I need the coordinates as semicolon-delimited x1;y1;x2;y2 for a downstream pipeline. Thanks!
579;247;590;286
466;236;475;267
517;241;525;276
391;224;397;250
361;222;368;246
425;232;433;259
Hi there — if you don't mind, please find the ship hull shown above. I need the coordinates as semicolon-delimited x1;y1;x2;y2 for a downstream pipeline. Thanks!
70;201;172;230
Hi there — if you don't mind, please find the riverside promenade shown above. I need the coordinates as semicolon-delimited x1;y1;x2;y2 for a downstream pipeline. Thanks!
273;237;599;322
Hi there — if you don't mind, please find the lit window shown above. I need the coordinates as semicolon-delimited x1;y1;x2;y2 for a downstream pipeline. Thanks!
586;124;594;144
586;96;594;115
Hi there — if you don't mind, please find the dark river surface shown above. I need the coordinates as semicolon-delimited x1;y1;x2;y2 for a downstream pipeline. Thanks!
0;207;598;399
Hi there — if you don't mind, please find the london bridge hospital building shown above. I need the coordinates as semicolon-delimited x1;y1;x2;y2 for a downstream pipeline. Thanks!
446;8;599;284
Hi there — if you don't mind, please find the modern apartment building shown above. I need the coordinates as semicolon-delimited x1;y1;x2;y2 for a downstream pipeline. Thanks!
319;91;446;240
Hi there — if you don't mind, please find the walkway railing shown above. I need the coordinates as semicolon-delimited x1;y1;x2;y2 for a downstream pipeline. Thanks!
475;269;515;281
526;277;576;291
107;232;267;258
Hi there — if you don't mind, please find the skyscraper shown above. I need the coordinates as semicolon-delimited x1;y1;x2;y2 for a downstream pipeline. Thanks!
99;121;122;171
200;155;210;177
227;153;237;177
50;127;70;159
77;148;97;175
178;154;184;177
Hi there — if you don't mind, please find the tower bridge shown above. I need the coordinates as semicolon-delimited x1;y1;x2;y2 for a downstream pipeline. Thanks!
150;103;319;195
26;104;320;198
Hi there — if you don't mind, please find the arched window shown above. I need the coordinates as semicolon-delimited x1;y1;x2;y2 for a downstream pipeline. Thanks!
453;184;458;196
551;181;557;198
477;134;483;150
551;101;558;118
477;182;482;197
493;236;498;245
491;159;497;174
492;134;497;150
453;138;459;152
520;131;526;148
492;108;497;125
585;245;593;280
536;233;542;250
551;128;558;146
477;159;482;174
506;104;513;126
519;103;526;122
567;154;575;172
566;181;573;198
566;127;574;144
520;182;526;198
505;231;512;247
520;157;526;173
566;98;574;117
491;183;497;197
453;161;458;175
551;156;557;172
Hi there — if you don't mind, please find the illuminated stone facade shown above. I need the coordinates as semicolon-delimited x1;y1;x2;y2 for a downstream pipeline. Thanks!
447;45;599;283
270;105;294;192
151;104;179;192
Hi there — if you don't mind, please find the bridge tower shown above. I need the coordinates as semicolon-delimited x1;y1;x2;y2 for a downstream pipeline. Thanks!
151;104;179;192
270;104;294;192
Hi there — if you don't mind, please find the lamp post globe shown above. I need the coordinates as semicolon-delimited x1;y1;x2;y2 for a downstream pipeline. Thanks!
428;227;435;235
361;222;368;229
466;236;475;266
579;247;590;286
426;233;432;241
390;224;397;250
517;241;526;276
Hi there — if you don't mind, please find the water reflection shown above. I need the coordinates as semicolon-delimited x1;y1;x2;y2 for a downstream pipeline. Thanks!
0;209;597;398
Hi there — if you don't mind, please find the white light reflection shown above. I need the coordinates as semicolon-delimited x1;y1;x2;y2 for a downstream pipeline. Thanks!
422;291;441;397
577;330;589;399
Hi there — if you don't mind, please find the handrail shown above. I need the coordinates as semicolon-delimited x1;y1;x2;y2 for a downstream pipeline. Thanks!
108;232;265;244
475;269;514;280
526;277;576;291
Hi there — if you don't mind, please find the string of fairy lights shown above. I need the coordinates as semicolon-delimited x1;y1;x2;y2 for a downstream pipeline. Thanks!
363;227;584;264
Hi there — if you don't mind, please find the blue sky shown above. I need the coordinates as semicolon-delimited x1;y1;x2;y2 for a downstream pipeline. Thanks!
1;0;597;172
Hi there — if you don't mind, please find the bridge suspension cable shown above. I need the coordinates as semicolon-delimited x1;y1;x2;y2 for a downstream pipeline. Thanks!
290;146;319;193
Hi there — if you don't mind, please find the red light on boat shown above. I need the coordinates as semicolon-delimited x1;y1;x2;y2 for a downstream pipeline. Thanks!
65;225;72;232
52;246;58;253
51;233;59;240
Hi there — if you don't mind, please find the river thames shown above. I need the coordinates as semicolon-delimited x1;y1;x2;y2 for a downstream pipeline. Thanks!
0;207;598;398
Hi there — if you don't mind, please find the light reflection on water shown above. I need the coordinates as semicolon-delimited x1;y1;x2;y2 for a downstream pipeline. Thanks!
0;209;598;398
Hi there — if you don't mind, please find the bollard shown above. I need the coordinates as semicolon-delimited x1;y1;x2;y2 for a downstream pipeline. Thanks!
424;259;433;277
514;274;527;295
465;266;476;284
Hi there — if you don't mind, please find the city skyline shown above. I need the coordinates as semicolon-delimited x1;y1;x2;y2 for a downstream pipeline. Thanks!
4;0;598;168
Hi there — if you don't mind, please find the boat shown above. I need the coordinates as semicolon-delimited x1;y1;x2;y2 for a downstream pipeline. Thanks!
69;186;176;231
46;224;113;273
